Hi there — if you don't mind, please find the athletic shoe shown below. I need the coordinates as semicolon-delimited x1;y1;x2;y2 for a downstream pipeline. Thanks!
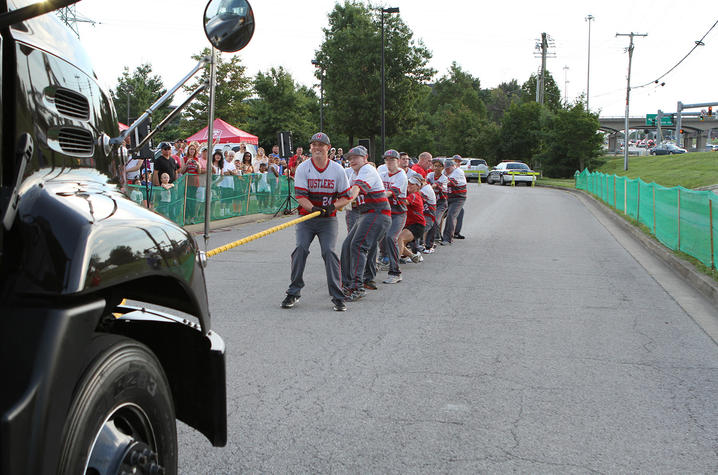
333;300;347;311
399;257;411;264
423;248;435;254
377;262;391;271
382;274;402;284
281;294;300;309
344;288;365;302
411;252;423;263
363;280;378;290
454;233;466;239
439;241;451;246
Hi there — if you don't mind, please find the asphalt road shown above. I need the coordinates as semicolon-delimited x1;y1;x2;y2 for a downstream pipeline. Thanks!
177;183;718;473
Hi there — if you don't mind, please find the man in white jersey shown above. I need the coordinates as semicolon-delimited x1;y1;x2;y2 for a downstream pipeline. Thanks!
452;154;466;239
340;146;391;301
420;178;437;249
377;149;407;284
441;156;467;245
281;132;352;312
425;158;448;251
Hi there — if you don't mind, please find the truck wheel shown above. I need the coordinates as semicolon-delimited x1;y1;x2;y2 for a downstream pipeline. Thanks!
58;336;177;475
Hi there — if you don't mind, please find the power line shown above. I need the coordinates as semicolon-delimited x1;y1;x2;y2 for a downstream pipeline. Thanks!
635;18;718;89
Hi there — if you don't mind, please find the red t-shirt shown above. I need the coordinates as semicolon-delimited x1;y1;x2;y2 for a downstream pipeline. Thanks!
405;191;425;226
287;154;305;177
411;164;428;178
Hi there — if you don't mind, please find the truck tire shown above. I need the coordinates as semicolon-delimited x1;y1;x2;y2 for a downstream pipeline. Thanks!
58;335;177;475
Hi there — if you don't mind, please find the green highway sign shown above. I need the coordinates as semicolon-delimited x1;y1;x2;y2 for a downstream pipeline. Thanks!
646;114;674;126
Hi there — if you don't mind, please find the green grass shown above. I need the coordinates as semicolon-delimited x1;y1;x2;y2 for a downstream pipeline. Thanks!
537;177;575;188
596;151;718;189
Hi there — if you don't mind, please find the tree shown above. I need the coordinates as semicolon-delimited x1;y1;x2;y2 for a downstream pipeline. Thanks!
111;64;177;140
315;1;433;155
425;62;485;117
520;72;562;112
248;67;319;152
391;64;491;158
484;80;521;124
498;101;545;166
538;102;604;177
181;49;253;138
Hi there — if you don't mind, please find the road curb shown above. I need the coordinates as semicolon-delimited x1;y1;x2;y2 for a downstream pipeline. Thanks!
540;184;718;310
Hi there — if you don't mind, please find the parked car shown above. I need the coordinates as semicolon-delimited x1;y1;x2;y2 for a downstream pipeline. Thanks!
460;158;489;182
650;143;687;155
486;161;537;186
705;144;718;152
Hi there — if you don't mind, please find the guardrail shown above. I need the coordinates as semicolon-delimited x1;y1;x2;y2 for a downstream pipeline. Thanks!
575;169;717;269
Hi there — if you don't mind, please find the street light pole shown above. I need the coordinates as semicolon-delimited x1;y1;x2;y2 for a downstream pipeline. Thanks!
585;14;594;111
381;7;399;154
312;59;324;132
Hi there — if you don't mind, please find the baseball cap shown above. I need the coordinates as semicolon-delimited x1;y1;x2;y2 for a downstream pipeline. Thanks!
310;132;331;145
443;158;455;168
452;154;462;161
347;145;368;158
160;143;171;150
408;175;423;186
383;149;400;159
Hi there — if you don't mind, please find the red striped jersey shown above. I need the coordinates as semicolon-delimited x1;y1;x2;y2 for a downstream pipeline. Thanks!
427;171;448;201
294;158;350;216
405;191;425;226
378;165;407;214
445;168;467;202
347;164;390;215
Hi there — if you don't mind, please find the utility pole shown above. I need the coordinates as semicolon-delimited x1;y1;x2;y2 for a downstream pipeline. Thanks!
56;6;95;39
539;33;547;105
616;32;647;171
585;14;594;111
533;33;555;105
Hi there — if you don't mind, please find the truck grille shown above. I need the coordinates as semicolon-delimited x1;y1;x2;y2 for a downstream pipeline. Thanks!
58;128;94;155
54;88;90;120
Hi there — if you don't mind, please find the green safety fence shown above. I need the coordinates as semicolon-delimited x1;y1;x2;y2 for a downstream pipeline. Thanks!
575;169;717;268
126;173;295;227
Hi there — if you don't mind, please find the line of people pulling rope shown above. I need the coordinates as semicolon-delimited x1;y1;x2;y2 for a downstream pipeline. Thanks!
281;132;467;312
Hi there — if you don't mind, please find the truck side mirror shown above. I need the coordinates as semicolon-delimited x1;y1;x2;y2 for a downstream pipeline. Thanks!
203;0;255;53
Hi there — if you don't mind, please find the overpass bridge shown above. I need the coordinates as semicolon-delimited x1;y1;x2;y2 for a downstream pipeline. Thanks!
599;116;717;151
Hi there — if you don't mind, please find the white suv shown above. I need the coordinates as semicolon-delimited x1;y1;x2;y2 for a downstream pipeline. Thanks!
460;158;489;182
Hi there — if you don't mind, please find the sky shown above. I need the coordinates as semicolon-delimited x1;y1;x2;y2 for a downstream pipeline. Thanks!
73;0;718;119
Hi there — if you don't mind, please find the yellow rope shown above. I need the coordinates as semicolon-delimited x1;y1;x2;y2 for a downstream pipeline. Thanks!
206;211;321;258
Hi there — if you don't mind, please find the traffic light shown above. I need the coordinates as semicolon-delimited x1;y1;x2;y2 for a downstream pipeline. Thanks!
709;106;713;117
679;129;685;135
